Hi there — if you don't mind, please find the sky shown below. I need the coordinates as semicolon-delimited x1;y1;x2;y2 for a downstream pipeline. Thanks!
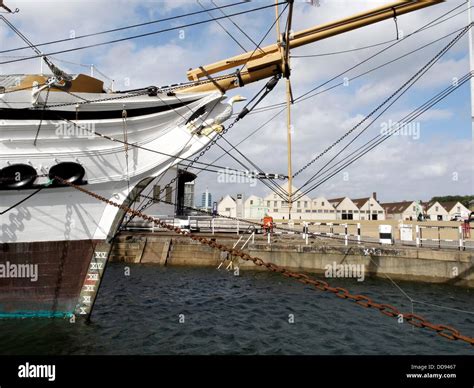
0;0;473;204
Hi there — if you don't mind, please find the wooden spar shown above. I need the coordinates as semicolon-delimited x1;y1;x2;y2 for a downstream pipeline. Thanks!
469;0;474;133
180;0;443;93
284;1;293;219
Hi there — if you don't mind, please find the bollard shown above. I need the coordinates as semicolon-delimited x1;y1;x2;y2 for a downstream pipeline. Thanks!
357;223;361;245
344;224;348;246
458;225;464;251
378;225;393;245
267;232;271;245
415;225;420;248
211;218;215;235
237;220;239;235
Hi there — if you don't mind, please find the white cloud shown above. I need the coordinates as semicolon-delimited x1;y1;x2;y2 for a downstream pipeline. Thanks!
1;0;471;203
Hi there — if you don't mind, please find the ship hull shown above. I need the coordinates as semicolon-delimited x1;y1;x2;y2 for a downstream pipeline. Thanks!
0;81;228;318
0;239;101;318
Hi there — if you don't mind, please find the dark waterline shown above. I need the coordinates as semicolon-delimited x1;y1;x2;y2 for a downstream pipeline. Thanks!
0;263;473;355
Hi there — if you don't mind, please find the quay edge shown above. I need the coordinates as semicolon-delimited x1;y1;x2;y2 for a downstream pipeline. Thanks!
109;233;474;288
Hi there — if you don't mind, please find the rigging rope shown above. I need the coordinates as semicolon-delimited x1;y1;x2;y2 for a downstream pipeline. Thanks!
33;86;50;146
295;71;473;200
0;1;252;54
196;0;248;53
119;4;289;228
293;25;471;183
0;2;285;65
244;1;471;116
293;24;471;197
293;71;473;202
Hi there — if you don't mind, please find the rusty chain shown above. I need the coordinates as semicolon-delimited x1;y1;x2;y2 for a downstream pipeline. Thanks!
57;177;474;347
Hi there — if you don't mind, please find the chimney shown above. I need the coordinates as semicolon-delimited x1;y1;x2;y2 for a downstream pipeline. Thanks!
372;192;377;201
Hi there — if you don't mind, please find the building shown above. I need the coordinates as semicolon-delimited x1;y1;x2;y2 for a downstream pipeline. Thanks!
442;201;471;220
244;195;266;219
183;181;195;209
328;197;360;220
263;185;313;220
294;192;313;218
144;168;196;217
236;193;244;218
381;201;420;220
352;193;385;220
424;201;449;221
217;195;236;217
200;188;212;210
311;196;336;220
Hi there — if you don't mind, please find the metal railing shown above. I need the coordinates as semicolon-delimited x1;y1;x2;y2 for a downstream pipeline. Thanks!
124;216;473;250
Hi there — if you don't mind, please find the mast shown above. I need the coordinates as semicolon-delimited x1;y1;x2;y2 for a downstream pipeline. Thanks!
284;1;294;220
181;0;444;93
469;0;474;135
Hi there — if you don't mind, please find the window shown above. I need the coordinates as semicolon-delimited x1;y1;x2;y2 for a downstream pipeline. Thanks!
165;186;172;202
267;201;270;207
321;201;325;206
435;206;439;211
274;201;278;207
297;202;301;208
304;201;308;208
457;206;460;212
153;185;161;202
250;200;253;205
413;206;416;211
273;209;278;212
225;208;231;212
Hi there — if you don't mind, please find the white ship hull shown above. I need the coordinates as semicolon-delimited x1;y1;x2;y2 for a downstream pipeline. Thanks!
0;75;230;317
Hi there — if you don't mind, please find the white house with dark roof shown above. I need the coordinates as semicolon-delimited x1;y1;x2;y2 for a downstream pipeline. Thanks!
442;201;471;220
311;196;336;220
424;201;449;221
381;201;420;220
352;194;385;220
328;197;360;220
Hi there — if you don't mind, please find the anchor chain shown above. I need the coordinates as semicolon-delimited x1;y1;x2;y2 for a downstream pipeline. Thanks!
56;177;474;347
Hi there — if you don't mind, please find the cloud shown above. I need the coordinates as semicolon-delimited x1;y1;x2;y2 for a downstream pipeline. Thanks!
1;0;471;204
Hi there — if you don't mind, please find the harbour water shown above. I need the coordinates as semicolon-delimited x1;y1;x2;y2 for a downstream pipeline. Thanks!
0;263;472;355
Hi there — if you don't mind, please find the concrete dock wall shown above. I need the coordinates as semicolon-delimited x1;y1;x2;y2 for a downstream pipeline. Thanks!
109;234;474;288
